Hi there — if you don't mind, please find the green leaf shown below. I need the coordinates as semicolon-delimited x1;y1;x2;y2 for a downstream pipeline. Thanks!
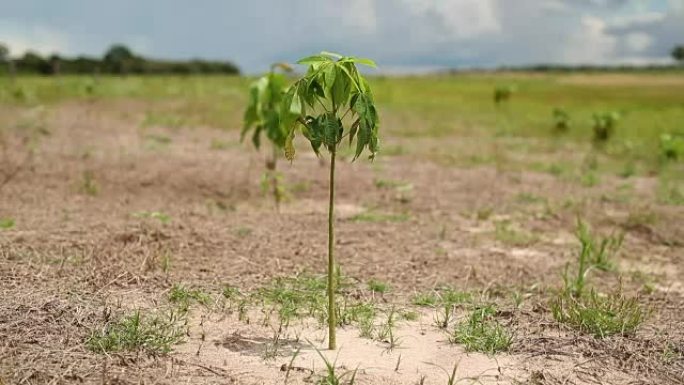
284;132;295;161
289;92;302;115
345;57;377;68
324;64;337;89
297;55;332;65
320;51;343;59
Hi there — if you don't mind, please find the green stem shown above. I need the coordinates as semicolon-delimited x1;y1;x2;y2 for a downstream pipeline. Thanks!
327;148;337;350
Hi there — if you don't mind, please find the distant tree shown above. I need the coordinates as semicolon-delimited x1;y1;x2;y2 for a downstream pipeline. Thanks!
18;51;51;74
103;44;135;74
0;43;15;80
49;54;61;75
672;45;684;64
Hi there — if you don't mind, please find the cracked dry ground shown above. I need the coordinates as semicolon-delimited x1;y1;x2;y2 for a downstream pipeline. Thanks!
1;101;682;384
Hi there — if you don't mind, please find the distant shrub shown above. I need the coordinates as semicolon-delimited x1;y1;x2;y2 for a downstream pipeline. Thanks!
592;112;620;142
552;108;571;131
659;133;684;161
494;85;516;104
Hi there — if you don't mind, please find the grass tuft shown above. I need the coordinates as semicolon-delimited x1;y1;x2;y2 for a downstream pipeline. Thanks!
551;288;647;338
450;305;512;354
87;310;185;354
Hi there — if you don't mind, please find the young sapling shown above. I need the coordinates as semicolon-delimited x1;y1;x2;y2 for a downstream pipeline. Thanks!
280;51;379;349
242;63;293;210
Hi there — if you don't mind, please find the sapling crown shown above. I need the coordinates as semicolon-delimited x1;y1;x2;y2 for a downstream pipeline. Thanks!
280;51;379;350
242;63;293;208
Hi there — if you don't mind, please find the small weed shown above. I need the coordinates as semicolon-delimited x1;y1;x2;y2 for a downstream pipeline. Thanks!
168;284;212;310
494;220;537;246
87;309;185;354
476;206;494;221
79;170;99;196
236;226;252;237
0;218;15;229
368;279;390;294
350;211;409;223
133;211;172;224
160;252;172;273
551;288;647;338
210;138;231;150
412;291;440;307
313;345;358;385
450;305;512;354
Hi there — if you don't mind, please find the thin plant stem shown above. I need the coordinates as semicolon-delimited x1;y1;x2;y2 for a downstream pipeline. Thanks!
327;147;337;350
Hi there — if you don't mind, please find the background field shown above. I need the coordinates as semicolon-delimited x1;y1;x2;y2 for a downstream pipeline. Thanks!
1;73;683;384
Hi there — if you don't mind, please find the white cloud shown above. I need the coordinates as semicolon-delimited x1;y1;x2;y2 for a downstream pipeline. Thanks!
562;15;617;64
624;32;653;52
402;0;501;41
0;20;70;57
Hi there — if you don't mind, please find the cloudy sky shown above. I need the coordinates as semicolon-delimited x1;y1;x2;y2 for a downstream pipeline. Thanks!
1;0;682;73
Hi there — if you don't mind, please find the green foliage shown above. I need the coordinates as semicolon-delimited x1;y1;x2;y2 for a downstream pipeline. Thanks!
367;279;390;294
552;108;571;131
494;85;515;104
168;284;212;310
86;310;185;354
242;64;291;150
281;51;379;161
450;305;513;354
314;346;358;385
672;45;684;63
592;111;620;142
132;210;171;224
79;170;99;196
551;289;647;338
0;218;15;229
659;133;684;161
350;211;409;223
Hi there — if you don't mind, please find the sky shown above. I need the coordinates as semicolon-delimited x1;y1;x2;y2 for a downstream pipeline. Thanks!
1;0;682;73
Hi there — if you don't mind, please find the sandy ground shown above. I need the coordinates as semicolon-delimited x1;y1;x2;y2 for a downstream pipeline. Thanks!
0;101;682;384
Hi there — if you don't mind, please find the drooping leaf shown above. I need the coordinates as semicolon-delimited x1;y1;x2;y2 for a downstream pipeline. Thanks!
284;131;295;161
297;55;332;65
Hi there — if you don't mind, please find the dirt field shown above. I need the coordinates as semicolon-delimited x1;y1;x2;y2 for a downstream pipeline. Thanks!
1;76;683;385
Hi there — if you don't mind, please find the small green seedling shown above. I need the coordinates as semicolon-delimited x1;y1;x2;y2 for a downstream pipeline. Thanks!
281;51;379;350
243;63;293;210
592;112;620;142
494;85;515;105
552;108;571;131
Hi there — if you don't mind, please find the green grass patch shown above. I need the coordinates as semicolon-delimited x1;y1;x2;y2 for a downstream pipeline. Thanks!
450;305;513;354
86;310;185;354
551;289;647;338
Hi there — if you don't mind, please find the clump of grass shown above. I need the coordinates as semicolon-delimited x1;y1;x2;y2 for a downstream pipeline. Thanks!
412;291;440;307
168;284;212;310
313;346;358;385
132;210;172;224
0;218;15;229
494;220;537;246
576;220;622;274
551;288;647;338
79;170;99;196
87;310;185;354
368;279;390;294
450;305;513;354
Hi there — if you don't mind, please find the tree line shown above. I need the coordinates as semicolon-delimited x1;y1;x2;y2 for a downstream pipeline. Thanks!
0;44;240;76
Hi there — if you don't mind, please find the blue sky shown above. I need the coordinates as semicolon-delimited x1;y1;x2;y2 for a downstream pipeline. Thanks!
1;0;682;73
